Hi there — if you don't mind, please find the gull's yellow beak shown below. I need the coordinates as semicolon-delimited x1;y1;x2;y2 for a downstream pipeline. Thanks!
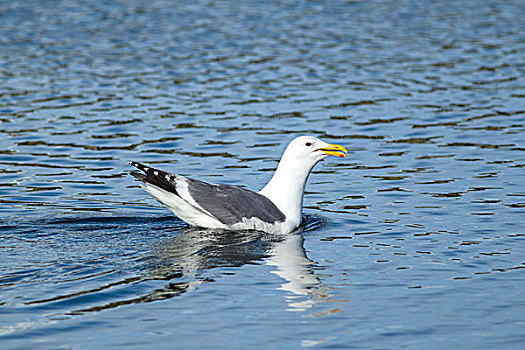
319;142;347;158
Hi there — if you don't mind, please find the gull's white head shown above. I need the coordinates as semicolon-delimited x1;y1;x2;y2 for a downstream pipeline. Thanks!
280;136;348;171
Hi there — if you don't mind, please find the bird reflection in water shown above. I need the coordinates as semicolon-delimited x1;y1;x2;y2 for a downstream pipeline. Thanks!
147;215;333;312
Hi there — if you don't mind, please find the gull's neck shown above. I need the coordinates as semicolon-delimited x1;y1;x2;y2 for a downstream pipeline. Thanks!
259;155;318;226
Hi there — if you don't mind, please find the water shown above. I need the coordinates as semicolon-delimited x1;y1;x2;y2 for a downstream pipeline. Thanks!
1;0;524;348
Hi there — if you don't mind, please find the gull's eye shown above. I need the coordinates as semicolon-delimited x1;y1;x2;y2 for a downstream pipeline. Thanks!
305;142;312;147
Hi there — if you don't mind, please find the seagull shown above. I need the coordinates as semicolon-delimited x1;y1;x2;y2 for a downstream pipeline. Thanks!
129;135;347;234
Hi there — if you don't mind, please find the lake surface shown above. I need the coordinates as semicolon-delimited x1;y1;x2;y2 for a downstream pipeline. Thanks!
1;0;524;349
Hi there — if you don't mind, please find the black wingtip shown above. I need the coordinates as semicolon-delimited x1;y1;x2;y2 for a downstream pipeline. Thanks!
127;161;179;196
128;161;150;181
128;161;150;173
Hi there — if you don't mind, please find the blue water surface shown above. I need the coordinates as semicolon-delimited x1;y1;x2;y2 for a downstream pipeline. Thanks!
1;0;524;349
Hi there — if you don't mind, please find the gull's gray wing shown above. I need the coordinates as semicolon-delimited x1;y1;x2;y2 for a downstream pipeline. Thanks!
185;177;286;225
129;161;285;225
